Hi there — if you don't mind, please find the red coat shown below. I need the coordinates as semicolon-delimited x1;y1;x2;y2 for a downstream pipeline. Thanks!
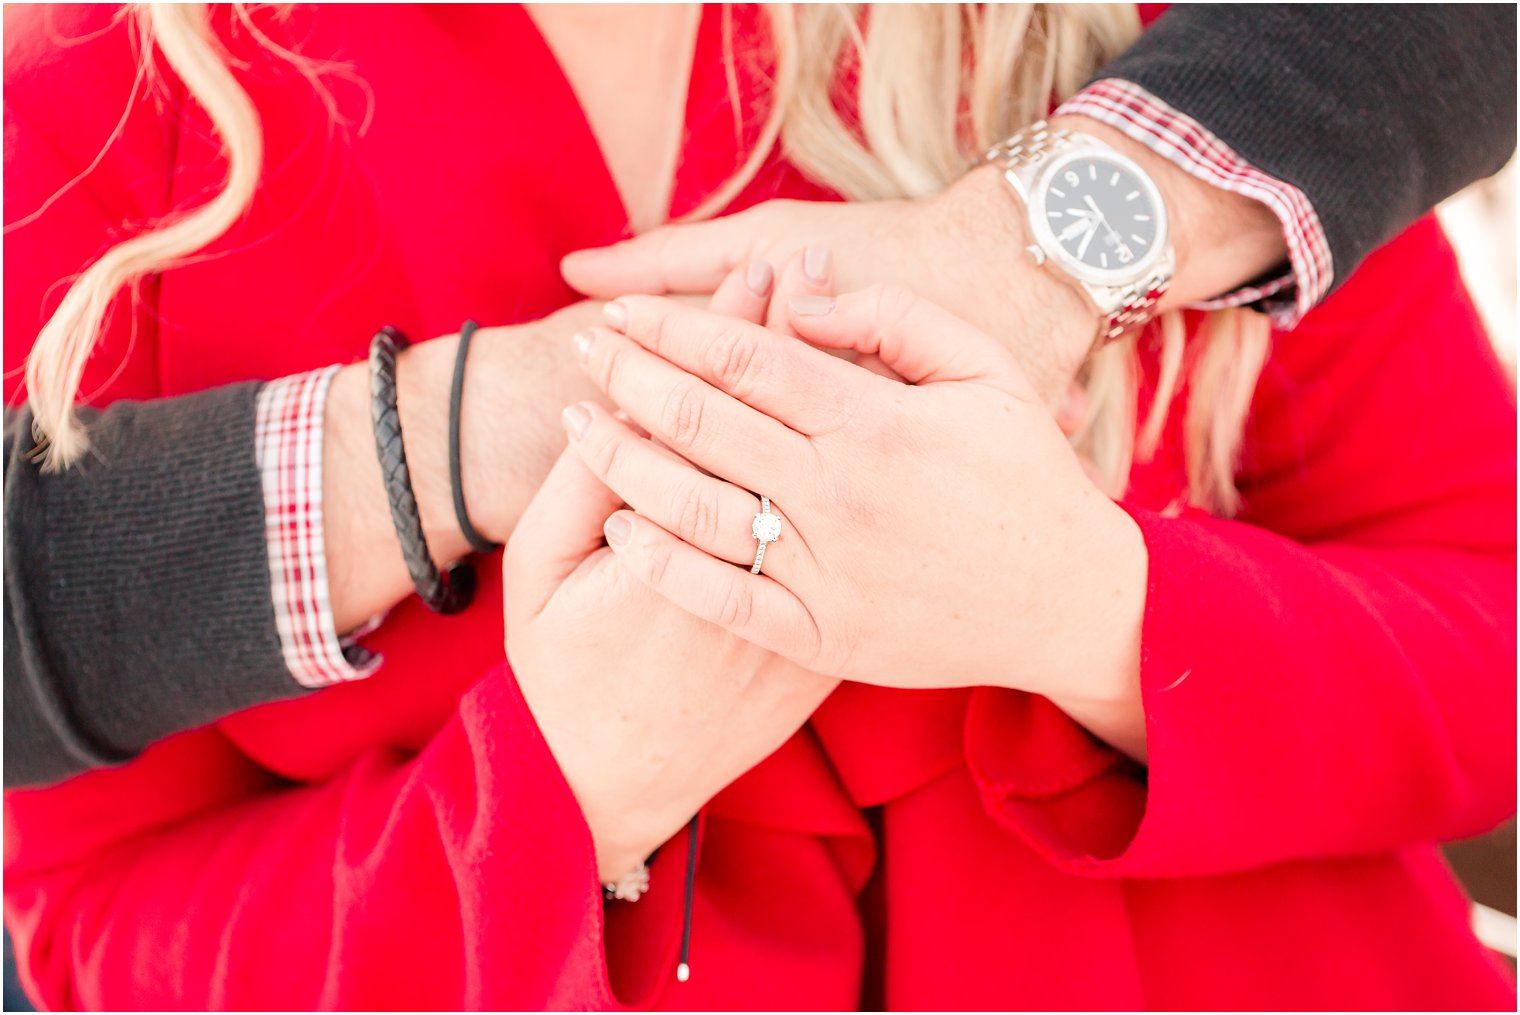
5;5;1516;1010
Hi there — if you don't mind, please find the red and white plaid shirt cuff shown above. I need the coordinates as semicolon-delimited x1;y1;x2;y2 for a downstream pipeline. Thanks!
1055;78;1333;329
255;367;381;688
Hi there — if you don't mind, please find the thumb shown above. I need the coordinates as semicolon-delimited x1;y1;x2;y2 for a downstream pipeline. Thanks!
561;211;760;298
785;284;1027;392
503;405;625;609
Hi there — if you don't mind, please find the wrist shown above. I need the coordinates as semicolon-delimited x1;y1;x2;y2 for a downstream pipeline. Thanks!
593;839;643;886
459;303;614;545
935;163;1096;403
1043;492;1148;759
398;334;482;562
989;488;1146;714
584;804;679;885
322;308;604;633
323;350;470;632
1046;113;1286;309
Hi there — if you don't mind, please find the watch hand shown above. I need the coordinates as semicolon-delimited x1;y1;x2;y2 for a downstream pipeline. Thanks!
1082;195;1120;237
1057;218;1095;242
1083;194;1130;253
1076;222;1097;260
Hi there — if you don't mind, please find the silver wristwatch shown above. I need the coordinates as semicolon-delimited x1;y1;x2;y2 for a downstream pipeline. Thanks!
985;121;1174;344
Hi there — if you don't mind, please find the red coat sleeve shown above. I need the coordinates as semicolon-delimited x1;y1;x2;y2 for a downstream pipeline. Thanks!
2;664;664;1010
968;216;1517;876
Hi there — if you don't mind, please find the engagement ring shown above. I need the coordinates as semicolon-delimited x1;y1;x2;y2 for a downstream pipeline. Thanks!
751;496;782;574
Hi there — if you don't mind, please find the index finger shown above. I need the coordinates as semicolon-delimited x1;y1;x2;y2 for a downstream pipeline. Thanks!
560;211;758;297
604;295;869;437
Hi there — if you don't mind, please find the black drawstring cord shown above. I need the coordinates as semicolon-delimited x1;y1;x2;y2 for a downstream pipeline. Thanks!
676;813;700;982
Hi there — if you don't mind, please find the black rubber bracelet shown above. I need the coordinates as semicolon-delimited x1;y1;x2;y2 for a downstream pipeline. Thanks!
368;325;476;615
449;321;500;555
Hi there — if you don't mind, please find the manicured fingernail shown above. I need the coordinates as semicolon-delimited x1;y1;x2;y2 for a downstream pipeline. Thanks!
803;244;831;284
562;404;592;441
604;514;632;547
572;330;595;362
789;294;836;316
603;301;629;330
746;259;774;297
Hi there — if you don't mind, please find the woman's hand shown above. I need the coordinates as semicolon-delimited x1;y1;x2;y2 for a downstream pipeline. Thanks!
560;167;1095;407
504;444;836;882
502;264;839;882
562;286;1150;754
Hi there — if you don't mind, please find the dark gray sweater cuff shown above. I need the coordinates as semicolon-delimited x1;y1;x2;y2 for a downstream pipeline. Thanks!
4;384;307;788
1097;4;1517;295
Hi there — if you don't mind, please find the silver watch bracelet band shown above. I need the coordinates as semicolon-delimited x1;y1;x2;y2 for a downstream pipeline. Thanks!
985;120;1169;345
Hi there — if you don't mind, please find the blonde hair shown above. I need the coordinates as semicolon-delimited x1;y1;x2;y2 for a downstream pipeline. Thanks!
24;3;1269;513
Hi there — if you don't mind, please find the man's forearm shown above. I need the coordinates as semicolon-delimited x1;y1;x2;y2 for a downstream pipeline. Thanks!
323;304;605;634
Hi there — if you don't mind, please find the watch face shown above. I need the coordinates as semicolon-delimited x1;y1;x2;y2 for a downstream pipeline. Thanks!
1039;154;1162;275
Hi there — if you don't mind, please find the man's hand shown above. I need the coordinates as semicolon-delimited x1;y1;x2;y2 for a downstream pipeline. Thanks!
562;172;1096;408
563;123;1289;411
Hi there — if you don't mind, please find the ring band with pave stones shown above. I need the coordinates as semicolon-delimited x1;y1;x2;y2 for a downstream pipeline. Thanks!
751;496;782;574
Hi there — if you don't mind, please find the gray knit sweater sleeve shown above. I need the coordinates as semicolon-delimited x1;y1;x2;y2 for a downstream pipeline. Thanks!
4;384;310;789
1095;4;1517;296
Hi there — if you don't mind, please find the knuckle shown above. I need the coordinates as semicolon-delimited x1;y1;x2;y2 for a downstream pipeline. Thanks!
658;382;710;451
597;341;626;394
588;427;629;483
869;282;920;330
670;477;721;547
643;232;679;289
706;325;764;394
644;307;673;356
643;541;675;588
715;581;755;630
644;227;673;258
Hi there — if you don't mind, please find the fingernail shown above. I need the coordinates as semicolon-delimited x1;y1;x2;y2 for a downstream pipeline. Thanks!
803;244;831;284
571;330;595;362
789;294;836;316
603;301;629;330
562;404;592;441
604;514;632;547
746;259;774;297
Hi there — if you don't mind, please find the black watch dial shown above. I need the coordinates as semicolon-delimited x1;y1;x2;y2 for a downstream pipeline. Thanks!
1042;155;1160;272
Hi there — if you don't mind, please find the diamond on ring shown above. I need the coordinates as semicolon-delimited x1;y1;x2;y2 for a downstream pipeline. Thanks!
751;495;781;574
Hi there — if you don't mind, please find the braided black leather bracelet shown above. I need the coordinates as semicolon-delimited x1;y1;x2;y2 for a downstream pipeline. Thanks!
448;321;500;555
368;325;476;615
